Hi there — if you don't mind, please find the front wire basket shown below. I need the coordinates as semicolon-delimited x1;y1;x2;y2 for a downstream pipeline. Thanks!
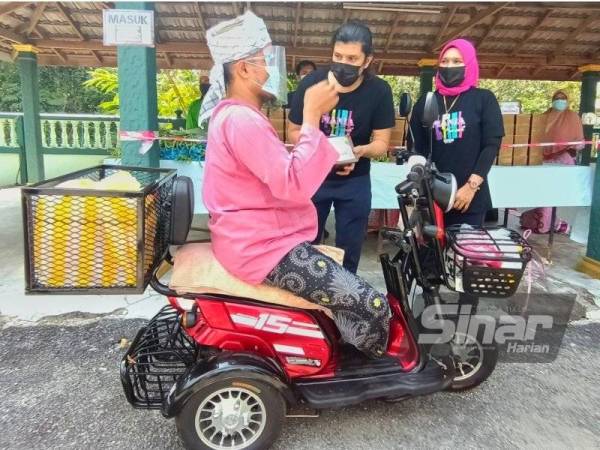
121;305;198;409
444;226;532;298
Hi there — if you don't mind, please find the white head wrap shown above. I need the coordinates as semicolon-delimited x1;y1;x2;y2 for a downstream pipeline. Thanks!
198;11;272;126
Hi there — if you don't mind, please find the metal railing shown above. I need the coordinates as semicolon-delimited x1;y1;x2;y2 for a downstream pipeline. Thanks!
0;112;185;154
0;112;187;186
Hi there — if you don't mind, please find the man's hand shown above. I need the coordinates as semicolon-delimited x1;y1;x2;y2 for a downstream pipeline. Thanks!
453;184;477;212
353;145;368;159
304;81;339;127
336;163;355;176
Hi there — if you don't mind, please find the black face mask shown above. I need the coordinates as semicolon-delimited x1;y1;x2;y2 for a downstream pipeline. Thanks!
330;62;362;87
438;66;465;88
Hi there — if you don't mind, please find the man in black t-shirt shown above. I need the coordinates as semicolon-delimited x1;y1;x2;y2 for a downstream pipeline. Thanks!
288;22;395;273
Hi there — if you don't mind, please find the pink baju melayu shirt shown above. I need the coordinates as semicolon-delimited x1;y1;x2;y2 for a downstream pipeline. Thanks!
202;99;338;284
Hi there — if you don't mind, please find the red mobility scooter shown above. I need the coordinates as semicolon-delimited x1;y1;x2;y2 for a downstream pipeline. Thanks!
121;93;531;450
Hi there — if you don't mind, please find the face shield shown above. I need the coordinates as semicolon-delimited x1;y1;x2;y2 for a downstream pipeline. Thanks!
247;45;288;105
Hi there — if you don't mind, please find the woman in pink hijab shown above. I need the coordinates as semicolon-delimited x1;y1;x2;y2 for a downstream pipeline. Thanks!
409;38;504;308
520;90;584;233
410;38;503;228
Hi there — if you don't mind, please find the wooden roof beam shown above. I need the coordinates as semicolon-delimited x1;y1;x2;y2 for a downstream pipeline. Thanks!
496;65;508;78
54;2;85;40
431;6;458;51
477;12;504;48
0;49;13;62
90;49;102;65
435;3;510;50
292;2;302;48
510;9;554;56
53;48;68;64
192;2;206;33
496;9;554;77
54;2;103;66
30;22;64;63
569;69;580;80
0;27;27;44
0;2;28;17
343;9;351;24
531;65;545;77
547;15;599;64
26;38;596;68
163;52;172;68
16;3;47;37
384;12;402;53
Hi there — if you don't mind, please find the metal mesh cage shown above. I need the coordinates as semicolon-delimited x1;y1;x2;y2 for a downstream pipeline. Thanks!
444;226;531;298
22;165;176;294
121;305;198;409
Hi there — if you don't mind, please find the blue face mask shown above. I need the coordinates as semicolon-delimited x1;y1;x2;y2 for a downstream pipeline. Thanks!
552;99;568;111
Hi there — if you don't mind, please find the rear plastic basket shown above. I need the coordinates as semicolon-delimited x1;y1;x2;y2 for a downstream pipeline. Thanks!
22;165;176;294
121;305;198;409
444;226;531;298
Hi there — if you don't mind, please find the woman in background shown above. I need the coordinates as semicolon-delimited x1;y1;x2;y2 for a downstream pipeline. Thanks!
520;90;584;234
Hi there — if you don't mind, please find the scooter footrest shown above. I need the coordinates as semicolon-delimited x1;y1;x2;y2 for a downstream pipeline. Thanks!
294;356;455;409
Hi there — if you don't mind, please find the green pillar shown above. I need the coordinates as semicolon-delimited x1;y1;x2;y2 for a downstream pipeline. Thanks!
14;45;44;183
578;65;599;166
116;2;159;167
418;59;437;97
577;65;600;278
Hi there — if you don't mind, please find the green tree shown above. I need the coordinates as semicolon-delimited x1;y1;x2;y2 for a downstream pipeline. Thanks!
479;79;581;113
84;67;201;117
0;61;108;113
82;68;119;113
381;75;420;107
378;74;581;114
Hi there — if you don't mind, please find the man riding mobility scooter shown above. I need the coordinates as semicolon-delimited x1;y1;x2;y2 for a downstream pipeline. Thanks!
119;93;532;450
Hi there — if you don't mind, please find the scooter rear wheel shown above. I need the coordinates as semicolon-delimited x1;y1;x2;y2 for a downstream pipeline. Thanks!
175;377;285;450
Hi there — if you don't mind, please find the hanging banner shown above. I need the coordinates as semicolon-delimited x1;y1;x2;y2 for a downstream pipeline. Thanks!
103;9;155;47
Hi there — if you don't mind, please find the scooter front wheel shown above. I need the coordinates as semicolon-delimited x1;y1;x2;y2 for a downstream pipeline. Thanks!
175;377;285;450
446;330;498;391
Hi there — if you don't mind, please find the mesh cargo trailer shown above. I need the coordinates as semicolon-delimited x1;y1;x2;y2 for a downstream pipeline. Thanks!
22;165;176;294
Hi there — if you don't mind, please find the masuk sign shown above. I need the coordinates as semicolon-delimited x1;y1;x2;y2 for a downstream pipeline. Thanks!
103;9;155;47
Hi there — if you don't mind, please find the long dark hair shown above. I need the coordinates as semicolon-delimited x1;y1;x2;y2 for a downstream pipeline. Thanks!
332;21;374;56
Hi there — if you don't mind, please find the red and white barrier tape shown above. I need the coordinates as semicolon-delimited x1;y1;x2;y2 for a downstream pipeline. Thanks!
119;131;206;154
119;131;599;155
501;139;599;149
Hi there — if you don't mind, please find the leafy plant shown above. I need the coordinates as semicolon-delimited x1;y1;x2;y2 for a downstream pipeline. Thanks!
83;68;201;117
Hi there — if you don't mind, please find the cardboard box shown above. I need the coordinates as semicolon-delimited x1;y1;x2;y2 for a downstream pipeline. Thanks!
531;114;546;130
390;119;406;147
515;114;532;135
498;137;513;165
528;146;544;165
270;118;285;141
267;107;285;121
503;114;516;132
512;134;529;165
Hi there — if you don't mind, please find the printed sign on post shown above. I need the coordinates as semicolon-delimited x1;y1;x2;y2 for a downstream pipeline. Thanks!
103;9;155;47
500;101;521;115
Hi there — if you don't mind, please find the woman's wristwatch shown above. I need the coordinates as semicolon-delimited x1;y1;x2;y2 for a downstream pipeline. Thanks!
467;177;482;191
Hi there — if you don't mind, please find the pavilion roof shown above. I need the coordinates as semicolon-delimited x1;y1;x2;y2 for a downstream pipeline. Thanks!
0;2;599;80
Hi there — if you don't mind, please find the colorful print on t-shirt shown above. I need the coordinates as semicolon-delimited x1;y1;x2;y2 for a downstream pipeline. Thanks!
321;109;355;137
434;111;466;144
